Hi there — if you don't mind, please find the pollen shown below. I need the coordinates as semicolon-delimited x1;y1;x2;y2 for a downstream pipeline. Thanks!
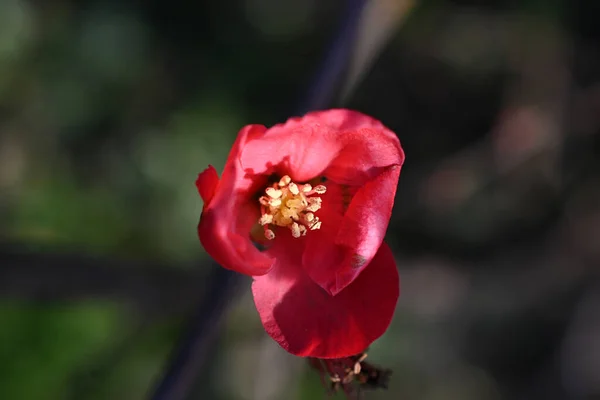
258;175;326;240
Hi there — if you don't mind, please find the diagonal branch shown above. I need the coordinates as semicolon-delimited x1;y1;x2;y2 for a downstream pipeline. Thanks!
296;0;368;114
0;242;204;316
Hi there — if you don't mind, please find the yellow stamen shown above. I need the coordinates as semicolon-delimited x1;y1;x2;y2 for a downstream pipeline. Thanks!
278;175;291;187
257;175;326;240
265;187;282;199
288;182;299;195
313;185;326;194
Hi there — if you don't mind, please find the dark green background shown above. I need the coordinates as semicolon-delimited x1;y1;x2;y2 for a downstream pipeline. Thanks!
1;0;599;399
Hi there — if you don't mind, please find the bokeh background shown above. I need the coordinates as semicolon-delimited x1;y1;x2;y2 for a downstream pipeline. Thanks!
1;0;600;399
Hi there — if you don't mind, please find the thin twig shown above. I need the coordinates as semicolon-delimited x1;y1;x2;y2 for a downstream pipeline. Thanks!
0;242;202;316
296;0;368;114
149;266;242;400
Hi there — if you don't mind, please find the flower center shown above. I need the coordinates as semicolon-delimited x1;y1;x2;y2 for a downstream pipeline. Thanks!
258;175;326;240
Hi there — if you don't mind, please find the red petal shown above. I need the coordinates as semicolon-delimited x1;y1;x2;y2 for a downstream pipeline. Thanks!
307;108;390;131
332;165;401;292
317;108;403;186
239;109;403;183
303;166;400;295
301;182;346;295
196;165;219;206
198;124;274;276
239;116;338;182
252;239;399;358
324;126;404;186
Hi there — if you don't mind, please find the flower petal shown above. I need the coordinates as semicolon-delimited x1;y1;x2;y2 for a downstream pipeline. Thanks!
252;239;399;358
239;117;338;182
301;182;346;294
324;126;404;186
303;166;401;295
306;108;391;131
239;109;403;183
196;165;219;206
198;124;274;276
332;165;401;291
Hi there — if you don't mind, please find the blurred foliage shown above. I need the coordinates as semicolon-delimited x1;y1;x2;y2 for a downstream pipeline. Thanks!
0;302;120;399
1;0;600;399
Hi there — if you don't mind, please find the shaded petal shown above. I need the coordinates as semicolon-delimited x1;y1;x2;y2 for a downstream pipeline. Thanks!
332;165;401;292
303;166;400;295
196;165;219;206
240;117;338;182
198;124;274;276
240;109;404;183
252;239;399;358
324;126;404;186
306;108;391;131
302;182;346;294
315;108;403;184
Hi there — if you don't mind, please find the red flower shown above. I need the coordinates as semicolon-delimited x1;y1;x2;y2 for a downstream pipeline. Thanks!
196;109;404;359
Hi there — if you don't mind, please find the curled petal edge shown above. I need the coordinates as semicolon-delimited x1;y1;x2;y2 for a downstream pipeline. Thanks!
303;165;402;296
198;124;274;277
